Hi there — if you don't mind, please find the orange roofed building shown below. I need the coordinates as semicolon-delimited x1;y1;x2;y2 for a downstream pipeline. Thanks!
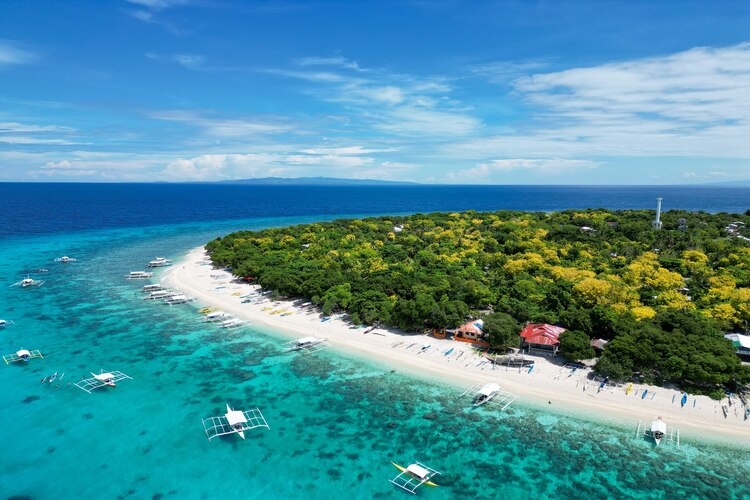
519;323;567;356
452;319;490;347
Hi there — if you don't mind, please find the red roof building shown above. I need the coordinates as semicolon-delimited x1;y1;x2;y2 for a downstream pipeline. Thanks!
519;323;567;355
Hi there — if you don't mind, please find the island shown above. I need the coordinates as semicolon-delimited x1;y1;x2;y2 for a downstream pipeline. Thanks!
206;208;750;398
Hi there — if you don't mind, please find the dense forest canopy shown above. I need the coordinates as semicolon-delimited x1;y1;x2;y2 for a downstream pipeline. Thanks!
207;209;750;393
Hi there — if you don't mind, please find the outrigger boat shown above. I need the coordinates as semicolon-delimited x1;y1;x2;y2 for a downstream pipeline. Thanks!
204;310;233;322
218;318;247;329
10;275;45;287
637;416;679;447
142;284;165;293
164;294;194;305
202;403;269;441
647;417;667;445
0;319;15;328
143;290;177;300
3;349;43;364
54;255;77;263
146;257;172;268
460;382;518;410
126;271;153;279
74;370;132;393
283;336;330;354
389;461;440;494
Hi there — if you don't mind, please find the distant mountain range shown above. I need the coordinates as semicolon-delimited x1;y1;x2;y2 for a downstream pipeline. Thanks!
209;176;418;186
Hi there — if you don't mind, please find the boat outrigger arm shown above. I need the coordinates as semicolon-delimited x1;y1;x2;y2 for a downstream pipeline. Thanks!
74;370;132;393
389;461;441;494
202;404;269;441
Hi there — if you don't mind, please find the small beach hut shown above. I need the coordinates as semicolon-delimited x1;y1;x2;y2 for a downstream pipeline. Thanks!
519;323;566;356
453;319;489;347
724;333;750;361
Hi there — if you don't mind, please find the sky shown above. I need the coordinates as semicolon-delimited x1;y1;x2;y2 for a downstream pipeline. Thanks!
1;1;750;184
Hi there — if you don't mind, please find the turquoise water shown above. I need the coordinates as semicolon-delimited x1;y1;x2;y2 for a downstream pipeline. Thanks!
1;216;749;500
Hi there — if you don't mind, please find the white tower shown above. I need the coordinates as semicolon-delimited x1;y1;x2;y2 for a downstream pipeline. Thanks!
652;197;663;230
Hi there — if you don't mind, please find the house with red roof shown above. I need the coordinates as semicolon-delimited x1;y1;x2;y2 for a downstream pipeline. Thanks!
519;323;567;355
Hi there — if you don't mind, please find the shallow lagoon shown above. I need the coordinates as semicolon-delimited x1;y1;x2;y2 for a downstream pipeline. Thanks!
1;217;749;500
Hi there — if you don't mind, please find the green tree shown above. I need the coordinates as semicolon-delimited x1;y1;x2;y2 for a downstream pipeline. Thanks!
559;330;595;362
483;312;519;350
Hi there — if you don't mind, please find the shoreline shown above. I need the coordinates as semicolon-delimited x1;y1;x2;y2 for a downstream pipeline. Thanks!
162;246;750;446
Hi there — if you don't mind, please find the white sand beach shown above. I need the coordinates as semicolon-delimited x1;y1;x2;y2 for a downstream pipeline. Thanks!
163;246;750;443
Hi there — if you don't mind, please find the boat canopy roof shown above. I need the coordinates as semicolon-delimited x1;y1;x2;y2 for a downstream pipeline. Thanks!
406;464;429;479
479;383;501;396
651;419;667;433
297;336;318;345
17;349;30;356
94;372;114;381
225;409;248;426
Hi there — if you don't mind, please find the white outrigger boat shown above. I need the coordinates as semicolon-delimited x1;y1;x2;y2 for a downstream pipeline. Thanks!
202;403;269;441
164;294;194;305
143;290;177;300
0;319;15;328
146;257;172;268
126;271;153;279
54;255;77;263
218;318;247;329
204;311;234;322
142;284;165;293
10;275;45;288
389;461;441;494
283;336;330;354
3;349;43;364
74;370;132;393
460;382;518;410
637;417;680;447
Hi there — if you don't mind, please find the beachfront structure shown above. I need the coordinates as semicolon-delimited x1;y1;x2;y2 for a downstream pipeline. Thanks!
202;403;269;441
75;370;132;393
10;275;45;288
283;336;330;354
519;323;567;356
452;319;490;347
3;349;43;364
653;197;663;230
725;333;750;361
389;461;440;494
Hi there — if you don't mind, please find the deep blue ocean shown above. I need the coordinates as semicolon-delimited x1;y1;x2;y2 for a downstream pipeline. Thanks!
1;183;749;500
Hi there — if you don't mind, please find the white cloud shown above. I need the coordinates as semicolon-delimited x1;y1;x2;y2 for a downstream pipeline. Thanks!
0;122;75;133
0;40;35;66
459;42;750;160
162;153;280;180
125;0;190;10
146;52;205;69
297;56;360;70
447;159;599;182
148;110;294;137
